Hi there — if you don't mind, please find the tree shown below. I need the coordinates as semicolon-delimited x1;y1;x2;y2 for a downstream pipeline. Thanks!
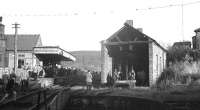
167;46;194;64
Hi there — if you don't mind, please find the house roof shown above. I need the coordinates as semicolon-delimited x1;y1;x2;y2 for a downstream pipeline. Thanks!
106;22;167;52
5;34;41;51
194;27;200;32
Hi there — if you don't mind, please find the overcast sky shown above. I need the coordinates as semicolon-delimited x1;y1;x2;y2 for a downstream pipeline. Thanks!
1;0;200;51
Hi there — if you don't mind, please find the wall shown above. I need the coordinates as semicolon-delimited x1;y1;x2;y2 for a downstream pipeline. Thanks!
149;42;166;86
0;35;6;67
8;51;38;69
193;32;200;49
101;40;112;83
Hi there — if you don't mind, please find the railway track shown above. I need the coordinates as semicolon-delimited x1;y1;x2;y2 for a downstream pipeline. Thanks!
0;88;59;110
2;87;200;110
164;100;200;110
65;89;200;110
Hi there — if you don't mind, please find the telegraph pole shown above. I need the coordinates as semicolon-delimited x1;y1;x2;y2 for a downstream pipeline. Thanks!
12;23;20;74
181;0;184;41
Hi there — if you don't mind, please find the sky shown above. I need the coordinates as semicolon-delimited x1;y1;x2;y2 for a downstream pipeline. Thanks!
1;0;200;51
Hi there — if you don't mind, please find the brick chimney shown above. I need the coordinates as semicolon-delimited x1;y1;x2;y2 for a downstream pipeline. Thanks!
0;17;5;34
124;20;133;26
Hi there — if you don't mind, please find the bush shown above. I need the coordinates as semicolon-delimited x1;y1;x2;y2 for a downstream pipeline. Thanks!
167;46;193;63
155;67;176;90
155;60;200;90
157;68;175;84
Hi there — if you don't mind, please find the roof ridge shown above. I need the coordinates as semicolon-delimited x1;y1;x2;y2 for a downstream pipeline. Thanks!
4;34;40;36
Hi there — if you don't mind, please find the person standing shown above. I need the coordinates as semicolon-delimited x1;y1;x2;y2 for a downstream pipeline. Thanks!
6;73;16;100
21;66;29;92
130;68;136;87
86;70;92;90
131;68;136;80
2;73;9;94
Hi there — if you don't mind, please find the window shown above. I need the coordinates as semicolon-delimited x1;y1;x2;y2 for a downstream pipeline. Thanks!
18;59;24;68
119;46;123;51
18;54;25;58
0;54;3;67
0;40;5;47
156;55;158;72
156;55;159;78
129;45;133;51
160;57;162;73
0;54;2;63
163;53;165;69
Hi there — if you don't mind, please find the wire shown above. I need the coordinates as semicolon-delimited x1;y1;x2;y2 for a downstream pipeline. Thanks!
0;11;114;17
135;1;200;41
136;0;200;11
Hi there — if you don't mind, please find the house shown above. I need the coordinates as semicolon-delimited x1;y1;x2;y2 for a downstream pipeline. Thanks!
101;20;167;86
173;41;191;49
5;34;42;68
0;19;42;69
0;17;75;71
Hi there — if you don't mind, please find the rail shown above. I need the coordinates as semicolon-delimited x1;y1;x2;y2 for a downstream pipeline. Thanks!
66;95;169;110
29;88;70;110
0;88;62;110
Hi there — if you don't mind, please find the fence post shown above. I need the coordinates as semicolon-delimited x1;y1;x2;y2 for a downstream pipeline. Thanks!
37;91;41;109
56;95;58;110
44;89;47;110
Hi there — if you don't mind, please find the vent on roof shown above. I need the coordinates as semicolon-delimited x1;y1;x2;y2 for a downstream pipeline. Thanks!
137;28;143;33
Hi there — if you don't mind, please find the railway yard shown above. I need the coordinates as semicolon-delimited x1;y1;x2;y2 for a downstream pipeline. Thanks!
0;82;200;110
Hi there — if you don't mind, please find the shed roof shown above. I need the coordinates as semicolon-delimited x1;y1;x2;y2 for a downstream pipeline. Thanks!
33;46;76;62
106;22;167;52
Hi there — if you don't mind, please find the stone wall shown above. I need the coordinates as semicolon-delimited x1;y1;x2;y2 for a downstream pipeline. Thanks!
101;40;112;83
0;35;6;67
149;42;166;86
148;42;153;86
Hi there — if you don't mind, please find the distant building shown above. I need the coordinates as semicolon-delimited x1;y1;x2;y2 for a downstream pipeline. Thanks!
101;20;167;86
192;27;200;49
0;18;76;70
0;18;42;69
173;41;191;49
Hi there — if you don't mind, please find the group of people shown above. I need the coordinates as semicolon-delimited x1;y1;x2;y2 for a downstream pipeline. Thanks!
1;71;16;100
0;65;44;102
85;68;136;90
113;68;136;81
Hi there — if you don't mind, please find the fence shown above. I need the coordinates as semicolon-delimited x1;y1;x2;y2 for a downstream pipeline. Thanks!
45;89;70;110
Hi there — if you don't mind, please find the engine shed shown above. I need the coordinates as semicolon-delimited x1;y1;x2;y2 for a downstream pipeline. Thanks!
101;20;167;86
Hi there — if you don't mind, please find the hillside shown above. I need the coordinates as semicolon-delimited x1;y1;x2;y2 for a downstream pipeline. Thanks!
62;51;101;71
